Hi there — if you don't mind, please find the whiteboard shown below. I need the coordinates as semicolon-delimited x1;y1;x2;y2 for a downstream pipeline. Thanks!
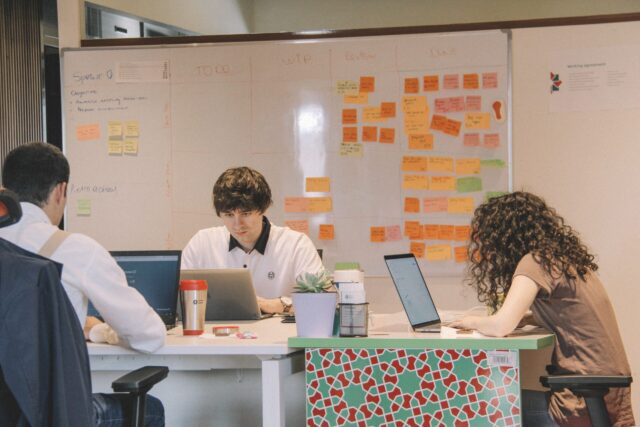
62;30;510;276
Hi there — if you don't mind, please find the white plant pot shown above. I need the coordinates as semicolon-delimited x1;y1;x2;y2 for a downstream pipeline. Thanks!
292;292;337;337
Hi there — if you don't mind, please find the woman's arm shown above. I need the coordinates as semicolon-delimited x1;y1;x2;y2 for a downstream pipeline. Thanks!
449;275;539;337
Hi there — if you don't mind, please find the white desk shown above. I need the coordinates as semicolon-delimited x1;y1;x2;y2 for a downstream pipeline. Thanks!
88;317;303;427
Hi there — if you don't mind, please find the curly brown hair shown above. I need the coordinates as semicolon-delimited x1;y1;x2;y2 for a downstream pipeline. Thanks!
467;191;598;311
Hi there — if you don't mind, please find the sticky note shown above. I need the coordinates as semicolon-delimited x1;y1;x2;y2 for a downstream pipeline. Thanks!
423;75;439;91
363;107;384;123
410;241;426;258
423;197;448;213
465;96;482;111
456;177;483;193
362;126;378;142
430;114;447;131
335;262;360;270
342;127;358;143
404;197;420;213
443;74;459;89
285;220;309;235
360;76;375;93
370;226;386;242
408;134;434;150
344;93;368;104
443;118;462;137
454;225;471;241
319;224;335;240
379;128;395;144
339;143;364;157
448;197;474;214
336;80;359;95
438;225;455;241
380;102;396;118
284;197;308;213
454;246;469;263
430;176;456;191
423;224;439;240
107;140;123;155
427;157;454;173
484;134;500;148
485;191;507;201
463;73;480;89
464;133;480;147
386;225;402;241
123;139;138;155
480;159;506;168
434;97;465;113
456;158;481;175
482;72;498;89
402;175;429;190
404;77;419;94
404;221;422;239
404;114;429;135
124;121;139;137
402;96;427;112
464;113;491;129
305;177;330;193
77;199;91;216
401;156;428;172
107;121;123;138
342;109;357;124
307;197;332;213
426;245;452;261
76;123;100;141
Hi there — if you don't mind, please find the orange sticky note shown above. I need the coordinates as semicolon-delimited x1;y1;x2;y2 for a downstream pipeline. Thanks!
426;245;452;261
448;197;474;214
362;126;378;142
454;246;469;263
430;114;447;131
380;102;396;118
430;176;456;191
319;224;335;240
344;93;369;104
284;197;308;213
423;197;448;213
443;118;462;137
408;134;434;150
402;96;427;112
438;225;455;240
402;156;428;172
463;73;480;89
307;197;332;213
404;77;419;94
404;221;423;239
443;74;459;89
456;158;481;175
484;133;500;148
404;197;420;213
342;109;357;124
402;175;429;190
370;226;386;242
423;224;439;240
427;157;454;173
285;220;309;235
464;113;491;129
403;113;429;135
465;96;482;111
379;128;395;144
360;76;375;93
76;123;100;141
386;225;402;241
464;133;481;147
410;241;426;258
423;75;439;91
454;225;471;241
305;177;330;193
343;126;358;143
483;72;498;89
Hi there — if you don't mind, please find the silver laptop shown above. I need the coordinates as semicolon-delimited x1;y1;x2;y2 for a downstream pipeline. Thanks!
180;268;265;321
384;253;445;333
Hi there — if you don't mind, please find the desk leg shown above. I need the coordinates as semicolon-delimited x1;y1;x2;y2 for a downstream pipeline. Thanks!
261;352;304;427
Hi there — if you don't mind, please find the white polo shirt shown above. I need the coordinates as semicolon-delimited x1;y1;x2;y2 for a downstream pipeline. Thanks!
181;222;323;298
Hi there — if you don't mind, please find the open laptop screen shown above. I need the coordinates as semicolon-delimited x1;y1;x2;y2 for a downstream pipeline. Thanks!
87;250;182;328
384;253;440;329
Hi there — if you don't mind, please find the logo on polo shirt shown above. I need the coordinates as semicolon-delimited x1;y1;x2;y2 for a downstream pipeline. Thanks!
268;271;275;280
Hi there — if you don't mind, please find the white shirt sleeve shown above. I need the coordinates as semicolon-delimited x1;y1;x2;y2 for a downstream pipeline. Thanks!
290;233;324;281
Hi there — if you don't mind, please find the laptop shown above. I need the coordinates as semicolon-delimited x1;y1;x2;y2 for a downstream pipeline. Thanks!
179;269;265;321
384;253;445;333
87;250;182;329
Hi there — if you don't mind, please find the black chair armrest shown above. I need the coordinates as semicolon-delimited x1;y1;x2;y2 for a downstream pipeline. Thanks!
540;374;632;391
112;366;169;394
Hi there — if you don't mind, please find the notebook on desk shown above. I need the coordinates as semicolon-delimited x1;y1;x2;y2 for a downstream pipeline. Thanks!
87;250;182;329
384;253;447;333
180;268;267;321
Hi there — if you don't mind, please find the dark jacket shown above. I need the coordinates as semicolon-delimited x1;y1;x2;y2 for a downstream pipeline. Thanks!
0;238;93;426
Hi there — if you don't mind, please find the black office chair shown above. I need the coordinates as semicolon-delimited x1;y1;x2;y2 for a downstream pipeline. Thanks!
540;373;632;427
0;189;168;427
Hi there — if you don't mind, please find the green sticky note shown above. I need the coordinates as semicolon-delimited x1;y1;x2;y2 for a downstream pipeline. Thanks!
480;159;506;168
456;177;482;193
77;199;91;216
335;262;360;270
485;191;508;201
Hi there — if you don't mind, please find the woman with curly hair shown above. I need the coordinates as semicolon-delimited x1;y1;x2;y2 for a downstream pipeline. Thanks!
450;191;634;426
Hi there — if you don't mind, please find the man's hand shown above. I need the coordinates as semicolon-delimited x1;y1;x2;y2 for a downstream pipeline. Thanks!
257;296;286;314
84;315;103;340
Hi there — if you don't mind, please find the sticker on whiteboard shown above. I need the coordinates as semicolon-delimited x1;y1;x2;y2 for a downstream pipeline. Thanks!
487;350;516;367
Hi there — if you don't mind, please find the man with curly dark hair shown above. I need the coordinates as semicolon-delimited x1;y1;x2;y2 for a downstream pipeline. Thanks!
450;191;634;426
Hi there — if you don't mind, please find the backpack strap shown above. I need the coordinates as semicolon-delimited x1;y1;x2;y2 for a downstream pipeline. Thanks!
39;229;71;258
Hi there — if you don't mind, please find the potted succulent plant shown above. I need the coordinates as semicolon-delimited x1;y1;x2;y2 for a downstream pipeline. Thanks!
291;270;337;337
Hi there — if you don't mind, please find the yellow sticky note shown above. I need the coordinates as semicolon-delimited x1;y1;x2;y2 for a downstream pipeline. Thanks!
370;226;386;242
107;121;123;138
429;176;456;191
77;199;91;216
343;93;369;104
284;197;308;213
339;143;363;157
306;177;330;193
362;106;384;123
426;245;452;261
464;112;491;129
427;157;454;173
123;139;138;155
124;121;139;137
408;134;434;150
319;224;335;240
108;140;123;155
455;158;481;175
401;156;428;172
76;123;100;141
285;220;309;235
402;96;427;112
307;197;332;213
402;175;429;190
448;197;474;214
336;80;359;95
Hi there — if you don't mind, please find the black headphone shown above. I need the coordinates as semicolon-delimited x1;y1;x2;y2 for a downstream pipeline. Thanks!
0;189;22;228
